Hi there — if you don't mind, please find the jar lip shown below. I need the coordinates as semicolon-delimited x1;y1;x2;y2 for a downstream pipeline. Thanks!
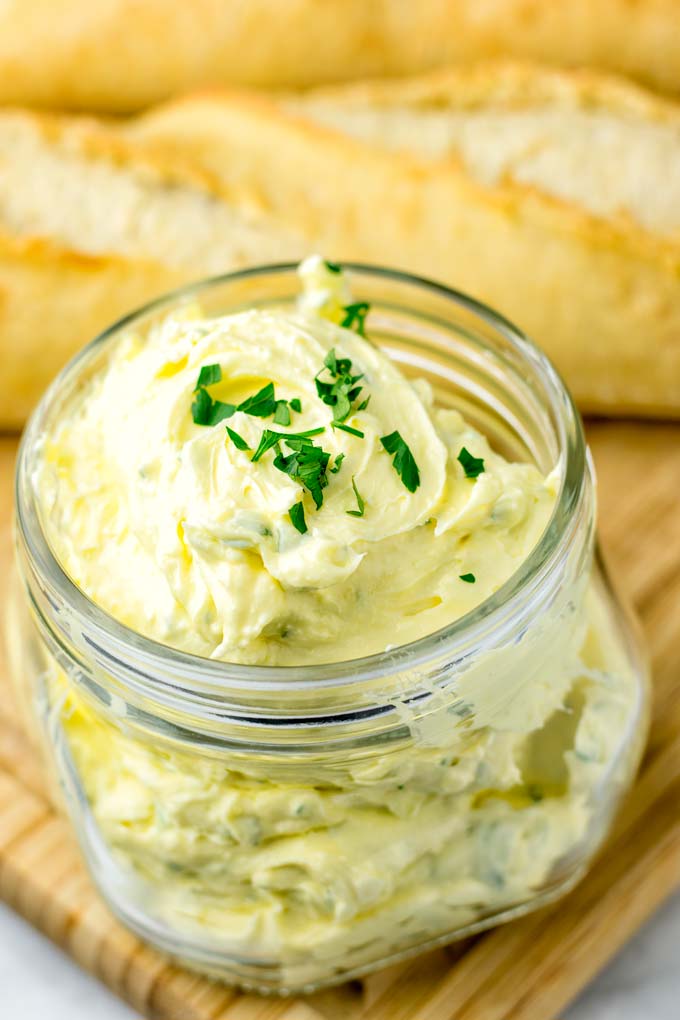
16;261;587;693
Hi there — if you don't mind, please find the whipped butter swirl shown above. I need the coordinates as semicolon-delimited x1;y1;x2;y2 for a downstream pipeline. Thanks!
38;256;556;665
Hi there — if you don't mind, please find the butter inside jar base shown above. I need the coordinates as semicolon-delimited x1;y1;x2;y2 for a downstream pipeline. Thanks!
51;583;640;979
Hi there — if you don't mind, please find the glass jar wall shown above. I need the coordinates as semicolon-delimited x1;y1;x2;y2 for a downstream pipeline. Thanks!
8;266;649;993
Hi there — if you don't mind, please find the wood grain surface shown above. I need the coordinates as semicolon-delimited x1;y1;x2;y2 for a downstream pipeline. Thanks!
1;422;679;1020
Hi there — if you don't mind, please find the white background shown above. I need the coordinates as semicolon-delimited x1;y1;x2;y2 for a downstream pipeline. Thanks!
1;892;678;1018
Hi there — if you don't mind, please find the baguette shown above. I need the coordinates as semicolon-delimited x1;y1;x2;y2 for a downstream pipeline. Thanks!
128;64;680;416
0;2;678;112
0;111;307;428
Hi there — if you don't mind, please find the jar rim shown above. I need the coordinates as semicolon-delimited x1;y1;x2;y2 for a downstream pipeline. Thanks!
16;261;587;695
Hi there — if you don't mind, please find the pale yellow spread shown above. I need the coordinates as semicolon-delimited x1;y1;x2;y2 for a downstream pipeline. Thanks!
36;257;642;978
37;255;556;665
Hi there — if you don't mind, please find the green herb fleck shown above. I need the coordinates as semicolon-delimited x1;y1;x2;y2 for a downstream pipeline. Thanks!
251;428;329;507
289;501;308;534
251;428;325;463
274;437;331;509
192;373;303;430
273;401;291;426
294;428;326;438
346;477;365;517
380;431;420;492
332;421;364;438
191;386;213;425
316;348;365;423
237;382;277;418
341;302;370;337
357;396;371;411
459;573;476;584
191;387;236;426
457;447;485;478
191;364;236;425
251;429;282;462
324;348;352;376
226;427;250;451
195;364;222;390
324;260;342;274
330;453;345;474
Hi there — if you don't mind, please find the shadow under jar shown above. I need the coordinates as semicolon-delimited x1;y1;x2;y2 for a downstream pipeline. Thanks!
9;264;649;993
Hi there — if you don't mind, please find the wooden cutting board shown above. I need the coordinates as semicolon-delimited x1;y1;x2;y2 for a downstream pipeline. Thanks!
1;422;679;1020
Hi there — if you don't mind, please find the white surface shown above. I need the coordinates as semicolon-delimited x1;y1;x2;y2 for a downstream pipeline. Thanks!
1;892;679;1018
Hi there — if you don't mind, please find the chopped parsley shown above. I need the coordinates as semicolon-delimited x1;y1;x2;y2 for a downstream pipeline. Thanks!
357;395;371;411
192;366;304;431
346;477;365;517
226;427;250;451
332;421;364;438
341;302;370;337
324;260;342;274
459;573;476;584
195;364;222;390
191;387;235;426
273;401;291;426
380;431;420;492
237;382;277;418
457;447;485;478
273;436;331;510
330;452;345;474
251;429;281;463
288;501;308;534
251;427;325;463
323;348;351;376
191;364;237;424
191;385;213;424
315;347;365;423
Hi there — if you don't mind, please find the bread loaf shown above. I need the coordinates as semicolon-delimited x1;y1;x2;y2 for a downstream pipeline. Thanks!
0;2;677;112
0;111;307;427
129;64;680;416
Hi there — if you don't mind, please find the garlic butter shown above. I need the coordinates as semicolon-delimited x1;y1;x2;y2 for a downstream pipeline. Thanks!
12;259;648;991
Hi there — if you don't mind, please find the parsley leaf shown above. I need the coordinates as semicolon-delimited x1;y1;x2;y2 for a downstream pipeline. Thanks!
191;387;236;426
191;364;236;425
380;431;421;492
251;429;282;462
192;373;302;430
330;452;345;474
316;348;366;423
274;438;331;509
289;501;308;534
195;364;222;390
251;427;325;464
210;400;237;424
237;382;277;418
341;302;370;337
273;401;291;426
346;477;365;517
332;422;364;438
191;387;213;425
324;260;342;274
324;348;352;377
459;573;476;583
457;447;485;478
226;427;250;451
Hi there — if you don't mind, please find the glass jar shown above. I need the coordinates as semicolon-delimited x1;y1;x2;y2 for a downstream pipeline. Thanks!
8;265;649;994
